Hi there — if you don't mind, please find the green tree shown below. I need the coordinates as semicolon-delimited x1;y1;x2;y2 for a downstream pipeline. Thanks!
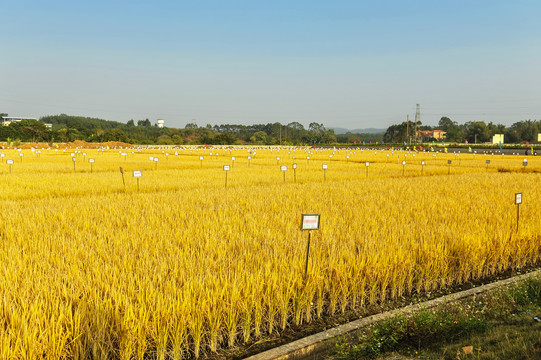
250;131;268;144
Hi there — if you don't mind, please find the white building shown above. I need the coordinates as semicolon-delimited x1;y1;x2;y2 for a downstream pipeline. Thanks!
157;119;165;128
1;116;37;126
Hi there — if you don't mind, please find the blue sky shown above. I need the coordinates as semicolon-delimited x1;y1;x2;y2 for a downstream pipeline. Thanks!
1;0;540;129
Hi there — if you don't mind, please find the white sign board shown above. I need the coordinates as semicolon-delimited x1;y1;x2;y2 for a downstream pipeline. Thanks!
301;214;320;231
322;164;328;169
365;162;369;167
133;170;142;177
515;192;522;205
232;157;236;161
293;163;297;169
223;165;230;171
200;156;204;160
6;159;13;165
154;158;159;162
89;158;95;163
402;161;406;165
281;165;287;171
149;156;154;161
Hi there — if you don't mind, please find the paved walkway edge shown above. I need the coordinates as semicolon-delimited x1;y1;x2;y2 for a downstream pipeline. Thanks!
244;269;541;360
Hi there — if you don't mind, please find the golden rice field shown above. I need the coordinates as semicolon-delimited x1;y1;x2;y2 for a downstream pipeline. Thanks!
0;145;539;359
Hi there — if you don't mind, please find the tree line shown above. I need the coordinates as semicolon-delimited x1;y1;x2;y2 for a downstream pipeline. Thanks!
383;117;540;144
0;113;383;145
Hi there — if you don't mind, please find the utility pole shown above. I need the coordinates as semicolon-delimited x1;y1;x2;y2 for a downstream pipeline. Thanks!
406;115;409;144
414;104;420;145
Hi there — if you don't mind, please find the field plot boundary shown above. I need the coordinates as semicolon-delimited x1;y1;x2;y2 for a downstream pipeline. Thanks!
244;269;541;360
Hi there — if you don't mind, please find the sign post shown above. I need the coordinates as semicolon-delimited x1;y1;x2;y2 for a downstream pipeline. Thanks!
133;170;142;191
232;156;236;168
322;163;327;181
522;159;527;172
307;156;310;165
7;159;13;173
486;159;490;171
365;162;369;177
120;167;125;188
89;158;95;173
154;157;158;170
421;160;425;174
293;163;297;183
72;157;76;171
515;192;522;231
200;156;204;168
301;213;320;283
402;160;406;176
248;156;251;167
281;165;287;183
448;160;452;175
223;165;230;187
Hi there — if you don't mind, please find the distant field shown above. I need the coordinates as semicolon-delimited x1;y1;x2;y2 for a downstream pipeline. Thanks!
0;145;539;359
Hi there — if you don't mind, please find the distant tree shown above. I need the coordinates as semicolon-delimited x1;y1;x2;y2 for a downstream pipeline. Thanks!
127;119;135;127
172;134;183;145
137;119;151;127
213;133;236;145
250;131;268;144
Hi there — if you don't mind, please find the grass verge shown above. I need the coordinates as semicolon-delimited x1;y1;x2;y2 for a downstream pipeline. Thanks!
328;275;541;359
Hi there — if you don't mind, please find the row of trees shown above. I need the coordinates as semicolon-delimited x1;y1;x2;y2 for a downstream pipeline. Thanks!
0;114;381;145
383;117;540;144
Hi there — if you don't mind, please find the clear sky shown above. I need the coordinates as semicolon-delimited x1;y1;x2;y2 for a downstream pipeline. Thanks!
1;0;541;129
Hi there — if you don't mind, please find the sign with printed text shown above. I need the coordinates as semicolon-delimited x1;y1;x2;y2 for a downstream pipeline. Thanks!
322;164;328;169
149;156;154;161
523;159;528;166
223;165;230;171
89;158;95;163
281;165;287;171
154;158;158;162
293;163;297;169
515;192;522;205
133;170;142;177
365;162;369;167
7;159;13;165
19;153;23;157
301;213;320;231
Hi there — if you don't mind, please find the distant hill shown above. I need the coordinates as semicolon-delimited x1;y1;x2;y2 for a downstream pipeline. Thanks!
331;127;386;134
